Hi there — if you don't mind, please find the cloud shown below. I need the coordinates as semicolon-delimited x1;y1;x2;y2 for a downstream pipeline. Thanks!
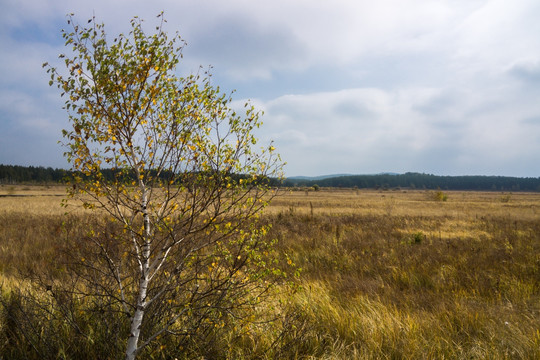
0;22;68;167
254;88;422;175
508;59;540;83
0;89;67;167
251;78;540;176
186;16;307;81
1;0;540;176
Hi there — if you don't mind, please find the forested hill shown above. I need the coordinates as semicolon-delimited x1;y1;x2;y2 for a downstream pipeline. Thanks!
284;172;540;191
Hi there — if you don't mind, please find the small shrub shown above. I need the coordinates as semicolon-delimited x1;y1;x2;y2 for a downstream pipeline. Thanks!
430;190;448;202
411;231;424;244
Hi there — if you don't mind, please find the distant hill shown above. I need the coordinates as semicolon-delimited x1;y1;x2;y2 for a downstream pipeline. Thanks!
287;172;400;181
287;174;354;181
283;172;540;191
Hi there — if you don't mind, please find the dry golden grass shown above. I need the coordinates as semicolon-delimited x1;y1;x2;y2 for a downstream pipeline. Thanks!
264;188;540;359
268;188;540;219
0;184;68;215
1;185;539;359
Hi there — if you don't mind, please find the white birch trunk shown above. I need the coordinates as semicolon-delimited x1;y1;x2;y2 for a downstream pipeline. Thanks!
126;185;151;360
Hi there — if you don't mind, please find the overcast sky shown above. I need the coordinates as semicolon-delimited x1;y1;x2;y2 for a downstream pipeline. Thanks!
1;0;540;177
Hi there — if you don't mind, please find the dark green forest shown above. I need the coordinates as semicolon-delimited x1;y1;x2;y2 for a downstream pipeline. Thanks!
1;165;539;191
0;164;279;187
285;172;540;191
0;164;68;184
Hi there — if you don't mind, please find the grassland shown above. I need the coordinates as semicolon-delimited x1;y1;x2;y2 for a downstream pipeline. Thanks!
1;185;539;359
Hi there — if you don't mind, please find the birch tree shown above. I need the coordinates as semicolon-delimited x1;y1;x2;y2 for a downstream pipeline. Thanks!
44;14;283;360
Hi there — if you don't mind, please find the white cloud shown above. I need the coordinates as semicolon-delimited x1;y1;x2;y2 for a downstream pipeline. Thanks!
1;0;540;176
251;76;540;176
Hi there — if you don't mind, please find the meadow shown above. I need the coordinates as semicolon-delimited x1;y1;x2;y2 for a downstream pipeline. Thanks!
1;184;539;359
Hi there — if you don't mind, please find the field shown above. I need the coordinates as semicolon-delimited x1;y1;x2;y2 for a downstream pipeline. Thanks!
1;185;540;358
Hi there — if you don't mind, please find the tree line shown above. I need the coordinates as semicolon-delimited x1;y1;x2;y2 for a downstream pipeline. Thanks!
284;172;540;191
0;164;281;187
0;164;68;184
2;165;539;191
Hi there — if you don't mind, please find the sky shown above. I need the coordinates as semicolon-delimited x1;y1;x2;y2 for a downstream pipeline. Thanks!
1;0;540;177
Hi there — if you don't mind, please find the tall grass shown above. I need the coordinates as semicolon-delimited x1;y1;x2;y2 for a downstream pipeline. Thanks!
268;207;540;358
1;188;540;358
